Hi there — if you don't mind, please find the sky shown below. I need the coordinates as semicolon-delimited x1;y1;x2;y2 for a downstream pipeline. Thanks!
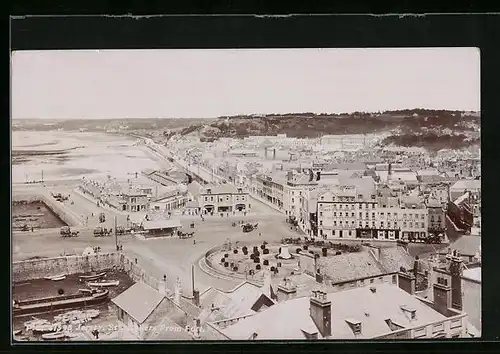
11;48;480;119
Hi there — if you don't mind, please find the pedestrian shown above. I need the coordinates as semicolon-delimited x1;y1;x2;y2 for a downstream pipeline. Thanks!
95;329;99;339
193;239;196;245
31;227;34;232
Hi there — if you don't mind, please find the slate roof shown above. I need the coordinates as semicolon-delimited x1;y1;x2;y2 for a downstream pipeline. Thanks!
318;252;386;283
199;281;274;320
221;283;447;340
111;282;165;324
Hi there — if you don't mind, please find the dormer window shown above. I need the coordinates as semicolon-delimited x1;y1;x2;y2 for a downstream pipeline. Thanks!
400;305;417;320
345;319;362;335
385;319;405;331
207;189;212;194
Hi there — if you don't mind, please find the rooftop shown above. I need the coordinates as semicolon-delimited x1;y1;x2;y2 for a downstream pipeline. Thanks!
111;282;165;324
463;267;481;282
220;283;447;340
451;179;481;191
142;219;182;230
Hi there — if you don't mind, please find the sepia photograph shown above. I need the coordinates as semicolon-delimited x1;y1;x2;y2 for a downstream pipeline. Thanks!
11;48;480;341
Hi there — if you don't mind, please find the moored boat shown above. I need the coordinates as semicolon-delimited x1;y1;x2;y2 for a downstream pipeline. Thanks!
32;324;56;334
13;329;22;336
41;331;67;340
78;272;106;282
87;280;119;287
13;290;109;317
45;274;66;281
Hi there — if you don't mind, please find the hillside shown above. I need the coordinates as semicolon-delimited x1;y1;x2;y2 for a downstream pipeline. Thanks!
178;110;480;150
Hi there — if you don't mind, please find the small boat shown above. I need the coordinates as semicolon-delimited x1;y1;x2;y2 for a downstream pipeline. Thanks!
13;329;22;336
41;331;67;340
87;280;119;287
84;309;100;318
78;272;106;282
78;288;94;295
45;274;66;281
32;324;56;334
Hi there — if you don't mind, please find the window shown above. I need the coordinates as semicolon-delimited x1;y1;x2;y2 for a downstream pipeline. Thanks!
204;197;208;202
299;191;302;196
339;212;343;217
358;204;362;209
333;221;337;226
334;212;337;217
421;222;425;228
372;212;375;218
381;212;384;217
370;279;374;284
421;214;425;220
320;221;323;226
292;198;295;203
319;212;323;216
210;196;214;201
403;213;407;219
359;212;362;218
351;212;355;217
392;275;397;284
403;222;407;227
348;230;352;236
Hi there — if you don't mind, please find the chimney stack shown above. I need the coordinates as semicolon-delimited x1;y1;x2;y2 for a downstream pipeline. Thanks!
273;149;276;160
449;254;463;311
397;272;416;295
413;256;419;281
309;290;332;338
277;277;297;302
174;277;182;304
287;171;293;181
433;281;452;316
265;148;268;159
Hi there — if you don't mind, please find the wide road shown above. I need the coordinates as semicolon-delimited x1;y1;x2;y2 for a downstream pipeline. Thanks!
12;192;297;293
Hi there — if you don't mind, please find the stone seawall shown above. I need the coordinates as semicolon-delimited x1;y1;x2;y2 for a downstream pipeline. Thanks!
12;252;120;282
12;252;169;293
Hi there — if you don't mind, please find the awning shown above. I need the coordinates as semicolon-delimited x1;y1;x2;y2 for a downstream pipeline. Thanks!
142;219;182;230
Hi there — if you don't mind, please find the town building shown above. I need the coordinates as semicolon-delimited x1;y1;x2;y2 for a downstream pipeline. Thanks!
111;282;193;340
426;198;446;238
199;184;250;214
447;192;474;233
149;186;189;213
251;172;287;211
217;279;469;340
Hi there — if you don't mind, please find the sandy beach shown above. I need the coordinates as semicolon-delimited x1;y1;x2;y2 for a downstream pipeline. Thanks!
12;131;163;183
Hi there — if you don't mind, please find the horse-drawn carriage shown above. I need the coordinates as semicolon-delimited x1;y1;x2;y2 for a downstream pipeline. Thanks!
178;231;195;239
242;223;258;233
93;227;112;237
60;226;79;237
